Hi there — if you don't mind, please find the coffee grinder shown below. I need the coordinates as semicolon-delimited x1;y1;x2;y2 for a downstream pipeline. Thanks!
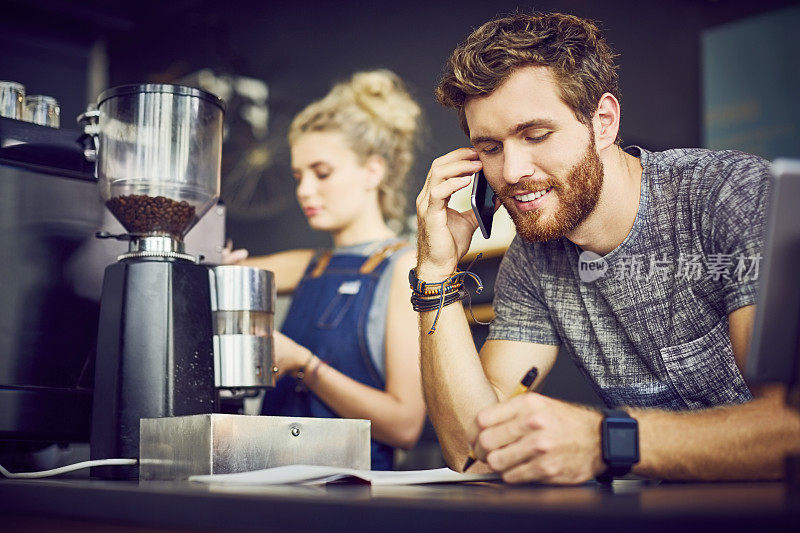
84;84;225;479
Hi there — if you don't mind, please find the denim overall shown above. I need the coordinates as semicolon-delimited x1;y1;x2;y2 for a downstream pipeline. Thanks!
262;242;406;470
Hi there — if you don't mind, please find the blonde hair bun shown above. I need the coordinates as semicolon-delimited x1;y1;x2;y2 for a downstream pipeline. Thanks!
346;70;421;136
289;69;422;226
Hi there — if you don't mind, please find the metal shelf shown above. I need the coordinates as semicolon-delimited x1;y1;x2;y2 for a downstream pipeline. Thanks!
0;116;94;181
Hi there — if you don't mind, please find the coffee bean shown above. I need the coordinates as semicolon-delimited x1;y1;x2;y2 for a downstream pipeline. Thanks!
106;194;197;237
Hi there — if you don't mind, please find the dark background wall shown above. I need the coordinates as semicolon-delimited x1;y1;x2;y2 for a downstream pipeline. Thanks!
1;0;797;463
3;0;798;255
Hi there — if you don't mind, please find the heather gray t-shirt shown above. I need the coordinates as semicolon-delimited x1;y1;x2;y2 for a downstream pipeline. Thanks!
488;147;771;410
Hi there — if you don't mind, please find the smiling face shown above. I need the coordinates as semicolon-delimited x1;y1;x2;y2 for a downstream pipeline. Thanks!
291;131;382;234
464;65;604;242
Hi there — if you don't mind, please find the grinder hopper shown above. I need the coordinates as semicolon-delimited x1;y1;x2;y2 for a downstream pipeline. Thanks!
85;84;224;246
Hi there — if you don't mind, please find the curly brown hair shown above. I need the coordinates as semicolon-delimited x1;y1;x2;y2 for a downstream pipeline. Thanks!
436;12;620;136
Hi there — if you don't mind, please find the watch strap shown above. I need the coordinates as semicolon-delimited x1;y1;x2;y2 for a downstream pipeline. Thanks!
596;464;632;483
603;408;630;420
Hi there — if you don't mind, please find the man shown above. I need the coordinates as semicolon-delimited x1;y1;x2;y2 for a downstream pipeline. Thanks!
414;12;800;484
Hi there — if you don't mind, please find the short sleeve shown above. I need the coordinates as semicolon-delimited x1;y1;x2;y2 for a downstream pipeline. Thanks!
487;237;561;345
700;152;771;314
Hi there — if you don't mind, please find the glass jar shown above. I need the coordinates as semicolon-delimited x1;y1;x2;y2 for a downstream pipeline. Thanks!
25;95;60;127
0;81;24;120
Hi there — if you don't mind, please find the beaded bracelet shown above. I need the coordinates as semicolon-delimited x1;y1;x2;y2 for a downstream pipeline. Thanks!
294;353;316;392
411;282;463;302
411;287;467;312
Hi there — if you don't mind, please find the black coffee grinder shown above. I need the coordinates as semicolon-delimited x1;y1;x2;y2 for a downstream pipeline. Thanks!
84;84;225;479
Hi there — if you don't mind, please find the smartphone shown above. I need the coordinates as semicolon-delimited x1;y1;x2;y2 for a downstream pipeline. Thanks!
470;170;495;239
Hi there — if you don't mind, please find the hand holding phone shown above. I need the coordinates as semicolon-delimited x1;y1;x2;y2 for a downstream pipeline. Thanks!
470;170;496;239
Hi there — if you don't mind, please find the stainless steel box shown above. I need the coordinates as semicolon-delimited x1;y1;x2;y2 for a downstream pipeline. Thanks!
139;414;371;480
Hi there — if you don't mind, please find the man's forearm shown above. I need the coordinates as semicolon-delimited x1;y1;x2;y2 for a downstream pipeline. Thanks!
632;386;800;480
419;302;498;469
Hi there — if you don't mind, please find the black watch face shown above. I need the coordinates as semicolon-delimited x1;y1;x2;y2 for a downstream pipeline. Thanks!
606;425;638;461
602;414;640;464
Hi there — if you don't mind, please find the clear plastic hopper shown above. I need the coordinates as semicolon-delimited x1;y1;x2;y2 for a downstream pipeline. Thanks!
93;84;224;241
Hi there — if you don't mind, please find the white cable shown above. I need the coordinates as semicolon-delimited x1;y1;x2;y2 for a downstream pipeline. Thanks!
0;458;138;479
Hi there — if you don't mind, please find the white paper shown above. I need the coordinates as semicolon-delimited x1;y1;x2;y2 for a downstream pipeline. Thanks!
189;465;499;486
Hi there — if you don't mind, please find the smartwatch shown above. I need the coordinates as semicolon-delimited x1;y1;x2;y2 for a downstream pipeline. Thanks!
597;408;639;483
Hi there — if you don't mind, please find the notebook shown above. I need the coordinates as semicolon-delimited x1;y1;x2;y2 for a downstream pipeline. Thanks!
189;465;500;486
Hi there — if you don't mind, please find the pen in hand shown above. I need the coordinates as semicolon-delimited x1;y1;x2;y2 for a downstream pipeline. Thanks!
462;366;539;472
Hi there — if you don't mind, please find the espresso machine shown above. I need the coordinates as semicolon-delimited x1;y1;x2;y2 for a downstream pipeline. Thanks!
84;84;273;479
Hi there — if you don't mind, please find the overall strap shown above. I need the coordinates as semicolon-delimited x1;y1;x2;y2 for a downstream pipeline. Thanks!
308;250;334;278
359;241;410;274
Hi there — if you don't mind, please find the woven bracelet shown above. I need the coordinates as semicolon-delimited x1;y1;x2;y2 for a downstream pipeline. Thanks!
411;287;467;312
410;254;486;334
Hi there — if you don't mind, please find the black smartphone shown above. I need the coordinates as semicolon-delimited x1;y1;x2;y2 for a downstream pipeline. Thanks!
470;170;495;239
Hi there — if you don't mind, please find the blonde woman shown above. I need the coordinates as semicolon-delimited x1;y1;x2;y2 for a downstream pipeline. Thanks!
227;70;425;469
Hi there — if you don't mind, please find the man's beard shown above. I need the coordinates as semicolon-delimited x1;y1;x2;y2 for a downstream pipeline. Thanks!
497;139;604;243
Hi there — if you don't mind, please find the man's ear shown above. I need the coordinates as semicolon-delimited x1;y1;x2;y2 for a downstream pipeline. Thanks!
364;155;387;190
592;93;621;150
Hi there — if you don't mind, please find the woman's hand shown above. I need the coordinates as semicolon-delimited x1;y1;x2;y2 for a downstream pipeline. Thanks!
415;148;482;281
272;331;313;380
221;239;249;265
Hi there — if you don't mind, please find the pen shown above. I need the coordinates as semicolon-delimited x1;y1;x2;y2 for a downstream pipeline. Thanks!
462;366;539;472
